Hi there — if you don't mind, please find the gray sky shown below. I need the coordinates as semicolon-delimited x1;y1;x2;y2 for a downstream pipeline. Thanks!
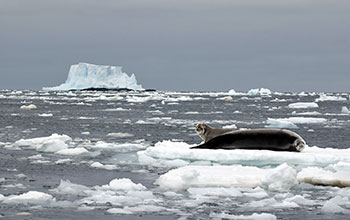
1;0;349;92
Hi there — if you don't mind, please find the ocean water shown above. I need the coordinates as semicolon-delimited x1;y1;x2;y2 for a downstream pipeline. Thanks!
0;90;350;220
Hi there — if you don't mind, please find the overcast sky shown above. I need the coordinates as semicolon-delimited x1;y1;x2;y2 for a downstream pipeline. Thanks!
1;0;349;92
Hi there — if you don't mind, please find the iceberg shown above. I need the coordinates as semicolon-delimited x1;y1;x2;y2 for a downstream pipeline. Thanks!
43;62;143;91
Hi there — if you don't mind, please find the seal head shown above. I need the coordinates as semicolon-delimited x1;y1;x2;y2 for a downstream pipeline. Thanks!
195;123;233;143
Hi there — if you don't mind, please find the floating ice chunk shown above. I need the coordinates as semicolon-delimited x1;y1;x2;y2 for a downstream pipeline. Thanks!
106;132;134;138
36;139;69;153
341;106;350;114
90;162;118;170
43;62;143;91
261;163;298;192
107;208;133;214
265;118;298;129
321;196;350;213
188;187;243;197
267;117;326;125
50;179;89;196
248;88;271;96
2;191;55;205
156;164;297;191
20;104;37;109
56;147;89;156
101;178;147;191
285;195;315;206
288;102;319;109
217;96;233;101
222;124;238;129
38;113;53;117
209;212;277;220
297;167;350;187
90;141;147;152
315;93;347;102
139;140;350;168
291;111;321;116
107;205;165;214
12;134;72;152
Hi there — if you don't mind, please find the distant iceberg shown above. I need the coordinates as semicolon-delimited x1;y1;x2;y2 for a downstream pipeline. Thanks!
43;62;143;91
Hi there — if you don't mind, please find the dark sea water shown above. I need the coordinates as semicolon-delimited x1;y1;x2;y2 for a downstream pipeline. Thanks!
0;90;349;220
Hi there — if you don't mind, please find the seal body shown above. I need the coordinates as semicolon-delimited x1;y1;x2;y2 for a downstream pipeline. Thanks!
192;128;306;152
195;123;233;143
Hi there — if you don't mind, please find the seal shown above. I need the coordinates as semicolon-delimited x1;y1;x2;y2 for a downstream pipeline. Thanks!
192;128;306;152
195;123;233;143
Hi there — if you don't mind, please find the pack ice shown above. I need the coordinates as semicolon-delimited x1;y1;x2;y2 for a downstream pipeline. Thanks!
43;62;143;91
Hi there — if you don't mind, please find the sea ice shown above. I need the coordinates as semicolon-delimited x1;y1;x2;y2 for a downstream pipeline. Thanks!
247;88;272;96
20;104;37;109
297;166;350;187
209;212;277;220
89;141;147;152
155;164;297;191
288;102;319;109
106;132;134;138
43;62;143;91
10;134;72;152
50;179;90;196
138;140;350;168
56;147;89;156
2;191;55;205
341;106;350;114
265;118;298;129
315;93;347;102
266;117;327;125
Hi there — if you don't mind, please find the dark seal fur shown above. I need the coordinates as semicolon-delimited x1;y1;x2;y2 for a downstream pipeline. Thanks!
191;128;306;152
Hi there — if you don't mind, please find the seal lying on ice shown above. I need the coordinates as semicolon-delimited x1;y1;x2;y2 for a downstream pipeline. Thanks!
193;124;305;152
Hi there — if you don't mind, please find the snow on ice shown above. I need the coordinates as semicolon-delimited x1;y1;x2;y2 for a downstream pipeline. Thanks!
43;62;143;91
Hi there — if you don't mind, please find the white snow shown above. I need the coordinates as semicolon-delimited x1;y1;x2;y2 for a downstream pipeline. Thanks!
155;163;297;191
288;102;319;109
247;88;272;96
43;62;143;91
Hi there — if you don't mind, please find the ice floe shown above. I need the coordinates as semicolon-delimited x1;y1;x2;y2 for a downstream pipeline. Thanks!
138;140;350;168
20;104;37;109
288;102;319;109
315;93;347;102
1;191;55;205
265;118;298;129
156;164;297;191
209;212;277;220
341;106;350;114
